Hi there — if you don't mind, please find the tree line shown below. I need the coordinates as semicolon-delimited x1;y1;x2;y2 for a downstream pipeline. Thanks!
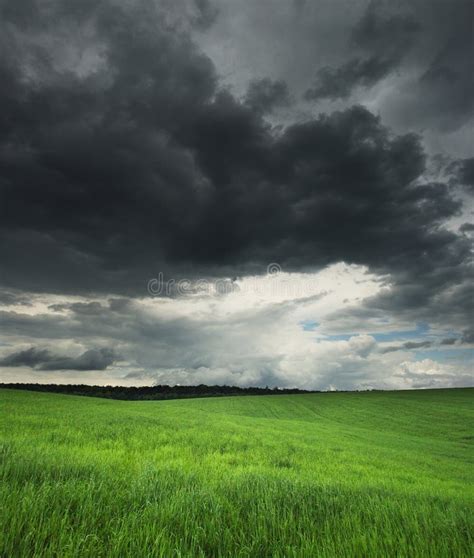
0;383;317;401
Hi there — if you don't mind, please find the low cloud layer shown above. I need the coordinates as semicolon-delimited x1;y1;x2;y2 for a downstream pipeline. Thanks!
0;265;471;389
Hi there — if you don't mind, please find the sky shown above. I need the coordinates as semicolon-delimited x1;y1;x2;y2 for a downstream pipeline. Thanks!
0;0;473;390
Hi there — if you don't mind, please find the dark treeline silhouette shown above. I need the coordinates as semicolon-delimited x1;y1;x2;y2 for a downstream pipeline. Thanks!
0;383;317;401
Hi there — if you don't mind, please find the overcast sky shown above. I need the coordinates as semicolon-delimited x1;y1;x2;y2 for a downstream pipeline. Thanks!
0;0;473;389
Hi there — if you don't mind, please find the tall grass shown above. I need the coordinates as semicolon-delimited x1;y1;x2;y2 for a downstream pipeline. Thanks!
1;388;473;557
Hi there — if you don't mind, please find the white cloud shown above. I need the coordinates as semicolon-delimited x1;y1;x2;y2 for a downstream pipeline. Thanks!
394;359;473;389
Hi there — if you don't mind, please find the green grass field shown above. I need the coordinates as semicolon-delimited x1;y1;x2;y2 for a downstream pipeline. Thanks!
1;388;473;557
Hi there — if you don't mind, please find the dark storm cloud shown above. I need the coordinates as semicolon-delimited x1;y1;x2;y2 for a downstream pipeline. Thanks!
305;2;420;101
0;347;116;370
0;0;471;342
459;159;474;189
244;78;291;114
450;158;474;194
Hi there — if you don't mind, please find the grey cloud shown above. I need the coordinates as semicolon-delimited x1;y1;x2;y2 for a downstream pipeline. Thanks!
0;310;73;339
351;2;420;55
39;348;117;371
440;338;458;346
245;78;291;114
461;329;474;344
305;2;420;101
192;0;219;29
0;347;52;367
49;302;105;315
0;346;117;370
199;0;473;143
325;267;473;349
0;290;32;307
394;369;472;390
453;158;474;193
305;56;397;101
381;340;432;354
381;0;474;134
460;223;474;234
403;341;432;350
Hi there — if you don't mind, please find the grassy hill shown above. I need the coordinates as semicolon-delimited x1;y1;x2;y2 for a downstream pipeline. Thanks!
1;388;473;557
